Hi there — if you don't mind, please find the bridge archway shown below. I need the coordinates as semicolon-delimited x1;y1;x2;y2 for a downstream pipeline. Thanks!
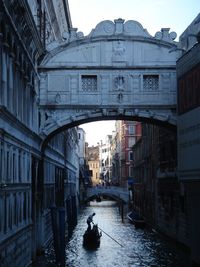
38;18;180;151
86;187;129;204
40;114;176;154
85;193;123;203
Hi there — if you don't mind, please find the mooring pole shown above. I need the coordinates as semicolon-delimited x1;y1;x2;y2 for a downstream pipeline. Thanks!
121;200;124;223
58;207;66;267
50;206;60;264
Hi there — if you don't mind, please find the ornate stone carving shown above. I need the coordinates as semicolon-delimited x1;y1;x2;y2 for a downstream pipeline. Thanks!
90;19;152;38
155;28;177;42
114;75;125;90
69;28;78;41
55;93;61;103
117;92;123;103
114;18;125;34
43;111;58;128
112;41;126;62
45;19;54;45
62;31;69;42
91;20;115;37
124;20;151;37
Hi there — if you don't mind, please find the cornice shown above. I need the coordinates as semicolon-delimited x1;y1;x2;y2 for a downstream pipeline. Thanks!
0;105;42;144
20;0;44;55
1;0;44;71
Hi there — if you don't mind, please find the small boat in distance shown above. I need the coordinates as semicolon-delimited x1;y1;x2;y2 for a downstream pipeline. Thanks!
127;211;146;229
83;224;102;249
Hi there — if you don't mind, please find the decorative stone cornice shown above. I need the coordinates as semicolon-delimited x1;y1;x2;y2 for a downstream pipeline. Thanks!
41;18;179;64
59;18;177;44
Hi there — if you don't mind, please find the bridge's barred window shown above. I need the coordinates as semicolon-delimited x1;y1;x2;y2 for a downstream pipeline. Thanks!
81;75;97;91
143;75;159;91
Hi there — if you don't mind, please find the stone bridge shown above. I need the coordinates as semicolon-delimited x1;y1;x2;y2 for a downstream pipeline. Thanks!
38;18;180;147
86;186;129;203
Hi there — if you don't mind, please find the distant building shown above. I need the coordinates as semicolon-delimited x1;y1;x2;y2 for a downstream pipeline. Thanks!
131;122;182;245
113;121;139;187
78;127;86;166
87;146;100;186
99;136;112;184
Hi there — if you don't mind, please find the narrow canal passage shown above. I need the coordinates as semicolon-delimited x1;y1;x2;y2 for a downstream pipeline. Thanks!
62;201;190;267
40;201;190;266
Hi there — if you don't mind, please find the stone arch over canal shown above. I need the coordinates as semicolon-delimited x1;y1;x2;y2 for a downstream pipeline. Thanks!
38;18;180;148
86;187;129;204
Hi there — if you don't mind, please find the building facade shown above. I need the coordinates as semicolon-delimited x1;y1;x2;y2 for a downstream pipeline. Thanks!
177;13;200;265
112;121;139;187
0;0;199;265
0;1;79;266
99;136;112;185
131;122;190;255
87;146;100;186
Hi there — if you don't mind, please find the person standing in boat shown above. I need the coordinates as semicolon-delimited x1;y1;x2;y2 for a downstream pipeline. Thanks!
87;213;96;231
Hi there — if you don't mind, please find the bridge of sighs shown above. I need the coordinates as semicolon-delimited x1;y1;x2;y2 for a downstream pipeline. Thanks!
38;18;180;144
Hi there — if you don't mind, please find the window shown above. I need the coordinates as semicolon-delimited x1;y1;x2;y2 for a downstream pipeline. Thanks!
129;125;135;134
129;151;133;161
129;166;134;177
81;75;97;91
143;75;159;91
129;137;135;147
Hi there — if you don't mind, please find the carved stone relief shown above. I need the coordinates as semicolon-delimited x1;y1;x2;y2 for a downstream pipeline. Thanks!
114;75;125;90
112;41;126;62
55;93;61;103
92;20;115;37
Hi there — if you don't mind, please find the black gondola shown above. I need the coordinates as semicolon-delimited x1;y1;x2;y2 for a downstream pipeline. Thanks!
83;224;102;249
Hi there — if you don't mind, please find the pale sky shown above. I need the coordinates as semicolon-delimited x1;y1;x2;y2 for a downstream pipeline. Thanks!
68;0;199;38
81;121;116;146
68;0;199;146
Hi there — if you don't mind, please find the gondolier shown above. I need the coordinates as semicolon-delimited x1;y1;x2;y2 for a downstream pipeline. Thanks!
87;213;96;231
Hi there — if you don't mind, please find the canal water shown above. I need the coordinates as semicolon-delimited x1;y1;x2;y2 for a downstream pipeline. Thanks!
43;200;190;267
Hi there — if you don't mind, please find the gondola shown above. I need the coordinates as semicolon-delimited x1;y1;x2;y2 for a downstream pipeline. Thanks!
83;224;102;249
127;211;146;229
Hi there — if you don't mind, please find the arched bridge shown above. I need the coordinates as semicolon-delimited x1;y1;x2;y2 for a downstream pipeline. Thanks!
38;18;180;146
86;186;129;203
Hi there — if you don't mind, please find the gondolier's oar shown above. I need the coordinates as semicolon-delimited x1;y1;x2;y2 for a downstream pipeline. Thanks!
93;222;123;247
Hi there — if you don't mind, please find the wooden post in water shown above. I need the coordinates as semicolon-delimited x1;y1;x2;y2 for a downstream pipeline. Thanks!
58;207;66;267
121;200;124;223
50;206;60;264
66;197;73;239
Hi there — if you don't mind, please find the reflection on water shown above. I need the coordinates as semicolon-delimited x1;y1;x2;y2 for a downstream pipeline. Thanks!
65;201;190;267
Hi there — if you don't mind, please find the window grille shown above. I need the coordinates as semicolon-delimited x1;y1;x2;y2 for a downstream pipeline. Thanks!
81;75;97;91
143;75;159;91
